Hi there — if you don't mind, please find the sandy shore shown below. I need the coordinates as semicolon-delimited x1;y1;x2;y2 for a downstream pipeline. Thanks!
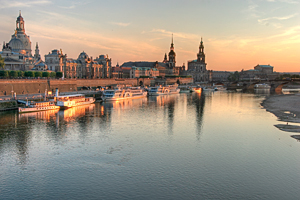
261;93;300;134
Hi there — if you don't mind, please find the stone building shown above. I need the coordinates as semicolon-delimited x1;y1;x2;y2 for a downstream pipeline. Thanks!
45;49;66;72
212;71;231;82
239;64;279;81
186;38;210;82
0;12;36;70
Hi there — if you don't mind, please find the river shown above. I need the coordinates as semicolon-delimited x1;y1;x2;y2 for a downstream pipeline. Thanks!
0;91;300;199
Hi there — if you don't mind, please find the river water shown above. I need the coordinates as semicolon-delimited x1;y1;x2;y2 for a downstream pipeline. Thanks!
1;91;300;200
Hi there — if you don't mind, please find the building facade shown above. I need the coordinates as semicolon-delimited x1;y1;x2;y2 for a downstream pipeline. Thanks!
0;12;36;71
186;38;210;82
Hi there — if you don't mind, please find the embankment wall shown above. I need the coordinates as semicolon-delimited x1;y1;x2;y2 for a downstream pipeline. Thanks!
0;77;193;95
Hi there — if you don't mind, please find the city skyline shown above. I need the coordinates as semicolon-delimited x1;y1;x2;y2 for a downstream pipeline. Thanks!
0;0;299;72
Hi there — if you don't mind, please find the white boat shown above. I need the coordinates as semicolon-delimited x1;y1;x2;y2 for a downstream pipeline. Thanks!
148;84;180;96
179;85;193;93
18;101;60;113
102;87;147;101
203;86;218;91
56;94;95;109
254;83;271;90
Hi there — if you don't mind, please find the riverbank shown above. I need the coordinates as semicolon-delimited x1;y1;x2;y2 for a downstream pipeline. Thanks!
261;93;300;134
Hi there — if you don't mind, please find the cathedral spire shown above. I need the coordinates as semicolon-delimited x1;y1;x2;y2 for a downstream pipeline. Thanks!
197;37;205;63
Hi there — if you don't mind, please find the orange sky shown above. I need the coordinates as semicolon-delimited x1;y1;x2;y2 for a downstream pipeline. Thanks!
0;0;299;72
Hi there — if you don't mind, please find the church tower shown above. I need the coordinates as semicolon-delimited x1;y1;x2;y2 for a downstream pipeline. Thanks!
163;53;168;63
168;34;176;68
34;42;41;61
16;11;25;33
197;38;205;63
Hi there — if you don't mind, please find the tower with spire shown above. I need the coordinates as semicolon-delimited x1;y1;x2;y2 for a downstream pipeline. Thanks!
168;34;176;68
34;42;41;61
187;37;209;82
197;38;205;63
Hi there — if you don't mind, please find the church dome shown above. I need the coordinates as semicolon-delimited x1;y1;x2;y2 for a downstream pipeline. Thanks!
78;51;88;60
17;15;24;21
8;38;24;52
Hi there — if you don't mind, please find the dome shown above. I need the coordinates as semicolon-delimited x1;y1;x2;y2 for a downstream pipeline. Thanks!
8;38;24;52
78;51;88;60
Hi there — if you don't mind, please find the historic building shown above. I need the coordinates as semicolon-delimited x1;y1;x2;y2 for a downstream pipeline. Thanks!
0;12;37;70
239;64;279;81
186;38;210;82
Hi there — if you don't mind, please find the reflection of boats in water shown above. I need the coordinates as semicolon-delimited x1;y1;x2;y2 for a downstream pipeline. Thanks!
18;101;60;113
102;87;147;101
58;104;95;121
148;84;180;96
191;86;202;93
254;83;271;90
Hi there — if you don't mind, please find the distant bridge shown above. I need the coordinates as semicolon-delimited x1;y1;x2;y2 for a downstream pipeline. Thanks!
224;80;298;92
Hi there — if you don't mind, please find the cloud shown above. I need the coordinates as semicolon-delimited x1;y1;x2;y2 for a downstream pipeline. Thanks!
0;0;51;9
110;22;131;27
258;13;298;28
151;29;199;40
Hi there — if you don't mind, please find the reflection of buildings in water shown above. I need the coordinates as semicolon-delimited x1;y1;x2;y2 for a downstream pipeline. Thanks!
148;94;179;107
254;89;270;95
0;111;31;166
166;98;175;135
187;92;205;140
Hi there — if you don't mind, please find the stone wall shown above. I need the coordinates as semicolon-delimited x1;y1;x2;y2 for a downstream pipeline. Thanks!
0;77;193;96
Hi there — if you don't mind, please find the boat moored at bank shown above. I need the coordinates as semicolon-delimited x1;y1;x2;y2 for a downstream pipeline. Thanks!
102;86;147;101
18;101;60;113
148;84;180;96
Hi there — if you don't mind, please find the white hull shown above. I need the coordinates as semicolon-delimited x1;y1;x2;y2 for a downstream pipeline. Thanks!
148;85;180;96
18;105;60;113
103;87;147;101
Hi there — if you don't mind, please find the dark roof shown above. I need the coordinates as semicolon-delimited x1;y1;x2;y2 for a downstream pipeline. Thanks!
121;61;169;69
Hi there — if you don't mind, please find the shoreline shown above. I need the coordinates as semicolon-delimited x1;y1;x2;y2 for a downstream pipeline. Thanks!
261;93;300;134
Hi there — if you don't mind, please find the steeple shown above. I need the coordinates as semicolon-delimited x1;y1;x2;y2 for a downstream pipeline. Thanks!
16;10;25;33
163;53;168;63
170;34;174;51
197;37;205;63
168;34;176;68
34;42;41;60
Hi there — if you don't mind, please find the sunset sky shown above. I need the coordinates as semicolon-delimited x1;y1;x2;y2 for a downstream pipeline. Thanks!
0;0;299;72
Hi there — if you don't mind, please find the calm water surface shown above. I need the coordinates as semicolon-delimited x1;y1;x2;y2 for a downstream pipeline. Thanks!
1;91;300;200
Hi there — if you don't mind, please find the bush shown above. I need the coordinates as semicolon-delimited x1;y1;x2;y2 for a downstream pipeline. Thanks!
0;70;9;78
50;72;56;78
42;71;50;78
35;71;42;78
56;72;63;78
17;71;24;77
9;70;18;78
25;71;35;77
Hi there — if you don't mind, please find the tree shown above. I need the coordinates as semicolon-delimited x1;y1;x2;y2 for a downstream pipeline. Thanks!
0;55;4;69
228;71;240;82
56;71;63;78
18;70;24;77
35;71;42;78
42;71;50;78
25;71;35;77
9;70;18;78
50;72;56;78
0;70;9;78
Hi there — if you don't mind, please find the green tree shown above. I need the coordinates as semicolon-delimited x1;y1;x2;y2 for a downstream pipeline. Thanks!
0;55;4;69
50;72;56;78
9;70;18;78
0;70;9;78
228;71;240;82
42;71;50;78
25;71;35;77
18;70;24;77
56;71;63;78
35;71;42;78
